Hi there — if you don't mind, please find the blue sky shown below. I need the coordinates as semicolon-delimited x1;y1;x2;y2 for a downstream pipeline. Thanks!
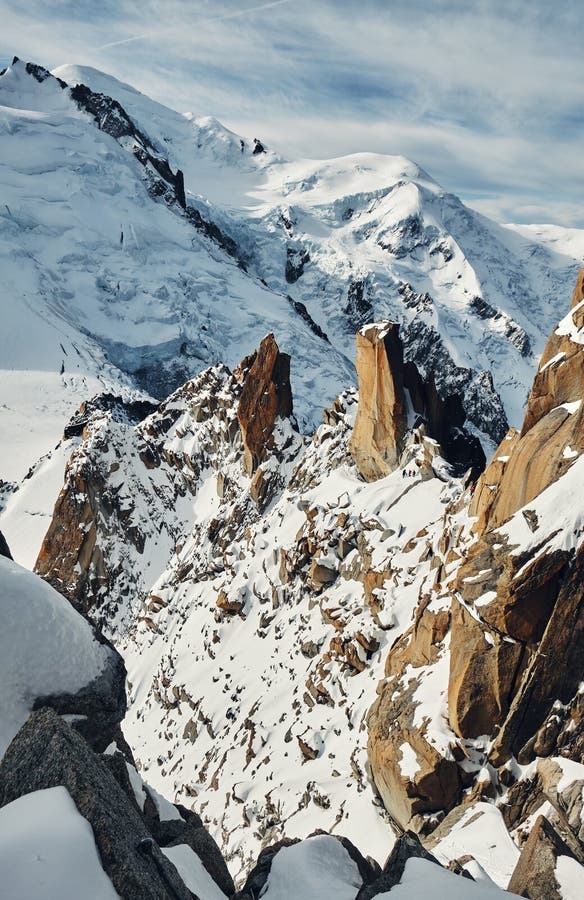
2;0;583;226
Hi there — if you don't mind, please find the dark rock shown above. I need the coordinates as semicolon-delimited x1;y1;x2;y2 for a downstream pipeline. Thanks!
166;827;235;897
404;362;486;478
308;830;380;885
402;315;508;445
378;214;427;259
234;837;299;899
287;296;330;342
356;831;441;899
0;709;192;900
64;393;158;439
253;138;266;155
68;78;239;261
101;750;142;812
285;246;310;283
491;544;584;765
32;625;126;753
185;204;239;259
0;530;12;560
345;279;373;330
507;815;578;900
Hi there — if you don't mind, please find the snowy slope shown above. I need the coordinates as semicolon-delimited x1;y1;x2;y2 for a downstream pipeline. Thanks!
33;370;470;877
0;58;352;481
53;64;584;436
0;787;118;900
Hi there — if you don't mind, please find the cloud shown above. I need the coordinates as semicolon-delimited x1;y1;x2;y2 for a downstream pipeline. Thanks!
1;0;583;226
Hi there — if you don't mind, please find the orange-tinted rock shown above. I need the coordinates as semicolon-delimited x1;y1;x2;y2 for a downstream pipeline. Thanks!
237;333;293;476
448;598;525;739
349;322;407;480
216;590;244;615
36;469;107;613
368;671;461;829
449;271;584;755
490;544;584;765
368;597;461;829
471;268;584;533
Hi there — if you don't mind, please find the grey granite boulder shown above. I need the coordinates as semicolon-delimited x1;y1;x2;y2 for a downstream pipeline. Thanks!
0;709;193;900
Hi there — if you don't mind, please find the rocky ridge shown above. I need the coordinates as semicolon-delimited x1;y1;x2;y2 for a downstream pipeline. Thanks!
23;274;584;896
2;54;584;496
0;560;515;898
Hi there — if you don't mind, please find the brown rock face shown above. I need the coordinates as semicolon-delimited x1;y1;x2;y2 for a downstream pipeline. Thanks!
448;597;525;739
507;815;578;900
490;544;584;764
471;267;584;532
448;271;584;761
36;469;108;613
237;333;293;476
349;322;407;480
368;598;462;829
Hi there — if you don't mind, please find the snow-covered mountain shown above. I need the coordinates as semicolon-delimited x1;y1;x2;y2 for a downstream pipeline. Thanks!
29;269;584;896
2;55;584;900
1;56;582;489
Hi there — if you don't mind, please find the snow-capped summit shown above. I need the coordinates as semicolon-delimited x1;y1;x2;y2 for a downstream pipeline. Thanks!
1;56;582;490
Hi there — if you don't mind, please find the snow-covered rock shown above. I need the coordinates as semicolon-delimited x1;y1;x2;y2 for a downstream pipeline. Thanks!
0;786;118;900
0;555;125;755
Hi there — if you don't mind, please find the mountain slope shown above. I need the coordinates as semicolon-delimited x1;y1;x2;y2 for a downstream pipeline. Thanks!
1;56;583;492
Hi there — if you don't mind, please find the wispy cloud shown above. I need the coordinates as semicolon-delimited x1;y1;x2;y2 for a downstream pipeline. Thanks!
1;0;583;226
95;0;294;51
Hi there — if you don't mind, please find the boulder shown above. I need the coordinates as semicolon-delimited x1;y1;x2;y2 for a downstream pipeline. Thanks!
165;828;235;896
368;595;461;830
234;837;299;898
507;815;580;900
537;757;584;852
0;709;193;900
349;322;407;480
0;555;126;755
32;629;127;753
356;831;441;899
237;333;293;476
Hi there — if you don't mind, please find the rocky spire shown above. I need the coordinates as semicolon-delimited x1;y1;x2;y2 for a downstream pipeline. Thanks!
236;332;293;477
349;322;407;481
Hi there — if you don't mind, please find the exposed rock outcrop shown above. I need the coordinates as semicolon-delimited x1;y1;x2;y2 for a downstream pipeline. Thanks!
471;268;584;533
0;530;11;559
447;271;584;763
349;321;485;482
368;596;462;830
237;332;293;476
349;322;407;480
403;364;485;477
507;815;580;900
0;555;126;755
0;710;193;900
63;393;157;439
367;271;584;847
356;831;441;900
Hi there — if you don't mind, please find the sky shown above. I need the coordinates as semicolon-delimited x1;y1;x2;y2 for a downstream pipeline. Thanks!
1;0;583;226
